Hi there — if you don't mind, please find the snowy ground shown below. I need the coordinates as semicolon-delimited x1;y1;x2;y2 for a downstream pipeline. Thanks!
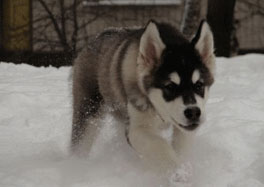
0;54;264;187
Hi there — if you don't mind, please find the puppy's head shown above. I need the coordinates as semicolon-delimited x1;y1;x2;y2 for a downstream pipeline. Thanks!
137;20;215;131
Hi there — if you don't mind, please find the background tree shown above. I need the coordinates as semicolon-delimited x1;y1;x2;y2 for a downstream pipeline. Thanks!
33;0;106;57
234;0;264;54
238;0;264;18
207;0;237;57
180;0;203;39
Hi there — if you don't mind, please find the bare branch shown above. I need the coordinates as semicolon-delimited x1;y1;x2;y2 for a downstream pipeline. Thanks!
33;0;106;54
239;0;264;15
181;0;202;39
33;15;51;24
37;0;68;51
71;0;79;53
59;0;68;49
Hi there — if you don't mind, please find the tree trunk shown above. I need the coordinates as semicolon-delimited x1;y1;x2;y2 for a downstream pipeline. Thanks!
207;0;236;57
181;0;206;39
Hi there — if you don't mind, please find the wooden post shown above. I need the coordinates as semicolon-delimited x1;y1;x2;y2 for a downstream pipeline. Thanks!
2;0;32;51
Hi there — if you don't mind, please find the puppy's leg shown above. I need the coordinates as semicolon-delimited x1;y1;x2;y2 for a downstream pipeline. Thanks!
172;127;194;161
71;89;102;153
71;55;103;153
127;103;178;173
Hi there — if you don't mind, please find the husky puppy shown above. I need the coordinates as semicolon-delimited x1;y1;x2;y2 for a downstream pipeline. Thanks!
72;20;215;172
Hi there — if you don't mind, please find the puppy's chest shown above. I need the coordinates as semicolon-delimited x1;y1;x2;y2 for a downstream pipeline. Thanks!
157;121;174;144
145;113;174;143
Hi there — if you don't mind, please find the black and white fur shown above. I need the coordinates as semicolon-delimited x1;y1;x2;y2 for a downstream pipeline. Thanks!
72;20;215;172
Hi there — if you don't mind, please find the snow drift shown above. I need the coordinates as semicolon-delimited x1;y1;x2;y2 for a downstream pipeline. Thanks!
0;54;264;187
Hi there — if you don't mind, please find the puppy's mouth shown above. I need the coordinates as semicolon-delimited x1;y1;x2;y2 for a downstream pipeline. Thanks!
179;123;199;131
171;118;199;131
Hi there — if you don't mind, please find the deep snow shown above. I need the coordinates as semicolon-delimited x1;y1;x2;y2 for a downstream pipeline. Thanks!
0;54;264;187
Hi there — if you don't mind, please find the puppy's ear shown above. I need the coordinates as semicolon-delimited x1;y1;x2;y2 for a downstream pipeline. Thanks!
192;20;215;74
139;20;165;68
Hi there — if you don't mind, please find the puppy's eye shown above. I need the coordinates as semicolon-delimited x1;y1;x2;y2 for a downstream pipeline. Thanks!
161;82;180;101
194;81;204;92
163;82;178;93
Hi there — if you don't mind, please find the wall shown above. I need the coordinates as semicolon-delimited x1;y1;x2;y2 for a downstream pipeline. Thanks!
32;1;184;52
235;0;264;50
32;0;264;53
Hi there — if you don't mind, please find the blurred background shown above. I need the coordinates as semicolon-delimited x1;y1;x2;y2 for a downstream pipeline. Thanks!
0;0;263;67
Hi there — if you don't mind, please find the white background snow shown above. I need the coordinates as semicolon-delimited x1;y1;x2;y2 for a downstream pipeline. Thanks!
0;54;264;187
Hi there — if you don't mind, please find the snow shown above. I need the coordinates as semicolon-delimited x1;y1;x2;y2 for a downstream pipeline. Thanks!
0;54;264;187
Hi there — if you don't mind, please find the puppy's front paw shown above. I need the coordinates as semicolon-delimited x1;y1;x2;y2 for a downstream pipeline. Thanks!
168;163;193;186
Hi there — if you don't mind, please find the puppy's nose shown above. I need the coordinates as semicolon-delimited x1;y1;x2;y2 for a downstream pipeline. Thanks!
184;107;201;121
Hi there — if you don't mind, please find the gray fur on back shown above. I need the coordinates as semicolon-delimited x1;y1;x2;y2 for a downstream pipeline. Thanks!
77;27;146;116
